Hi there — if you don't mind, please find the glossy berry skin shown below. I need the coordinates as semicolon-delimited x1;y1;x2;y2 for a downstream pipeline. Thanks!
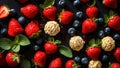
73;0;81;7
20;4;38;18
49;58;62;68
34;51;46;68
82;19;97;34
103;0;117;9
44;42;58;54
113;34;120;41
86;6;98;18
0;5;9;19
108;15;120;31
18;16;26;24
8;18;24;37
111;63;120;68
86;47;101;60
75;11;83;18
65;59;73;68
114;47;120;62
33;45;40;51
9;9;17;16
59;11;73;25
67;27;76;36
58;0;66;7
74;56;80;63
25;20;40;38
43;6;57;21
98;30;105;38
0;28;7;35
73;20;81;28
81;57;89;65
104;27;111;34
101;54;109;63
0;54;6;66
5;52;19;67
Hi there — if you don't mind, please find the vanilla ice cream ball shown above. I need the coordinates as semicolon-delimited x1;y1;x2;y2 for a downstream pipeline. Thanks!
69;36;85;51
88;60;102;68
101;36;115;51
44;21;60;36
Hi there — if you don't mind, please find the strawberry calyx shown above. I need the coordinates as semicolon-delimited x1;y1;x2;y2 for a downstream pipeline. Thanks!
48;37;61;45
73;60;81;68
88;39;101;48
12;52;20;63
87;0;96;7
29;30;41;39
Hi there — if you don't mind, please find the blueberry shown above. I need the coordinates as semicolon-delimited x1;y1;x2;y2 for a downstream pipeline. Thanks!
96;18;104;25
101;54;109;63
73;20;81;28
73;0;81;7
75;11;83;18
104;27;111;34
0;28;7;35
67;27;76;36
81;57;89;65
9;9;17;16
98;30;105;38
33;45;40;51
18;16;26;24
58;0;66;7
74;56;81;63
113;34;120;41
36;39;43;45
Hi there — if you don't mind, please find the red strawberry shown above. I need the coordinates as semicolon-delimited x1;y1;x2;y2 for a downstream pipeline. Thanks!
114;47;120;62
103;0;117;9
8;18;24;37
20;4;38;18
86;39;101;60
81;0;89;3
5;52;20;67
43;6;57;21
65;59;79;68
59;11;73;25
86;6;98;18
25;20;41;38
44;37;61;54
111;63;120;68
0;53;6;66
18;0;28;4
34;51;46;68
49;57;62;68
0;5;9;19
82;19;97;34
108;15;120;31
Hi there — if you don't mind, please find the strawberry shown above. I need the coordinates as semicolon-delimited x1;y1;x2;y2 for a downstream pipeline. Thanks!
103;0;117;9
20;4;38;18
25;20;41;38
18;0;28;4
86;6;98;18
82;19;97;34
44;37;61;54
5;52;20;67
111;63;120;68
114;47;120;62
0;53;6;66
81;0;89;3
86;39;101;60
34;51;46;68
65;59;80;68
8;18;24;37
43;6;57;21
0;5;9;19
59;10;73;25
49;57;62;68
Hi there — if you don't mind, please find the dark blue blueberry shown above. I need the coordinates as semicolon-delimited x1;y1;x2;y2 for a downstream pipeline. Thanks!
33;45;40;51
75;11;83;18
0;28;7;35
98;30;105;38
18;16;26;24
73;20;81;28
73;0;81;7
36;39;43;45
67;27;76;36
81;57;89;65
113;34;120;41
96;18;104;25
104;27;111;34
101;54;109;63
74;56;81;63
58;0;66;7
9;9;17;16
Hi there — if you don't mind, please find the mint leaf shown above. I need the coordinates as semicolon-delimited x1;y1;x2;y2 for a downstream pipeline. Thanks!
40;0;55;8
0;38;12;50
20;59;31;68
59;45;73;58
12;45;20;52
16;34;30;46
